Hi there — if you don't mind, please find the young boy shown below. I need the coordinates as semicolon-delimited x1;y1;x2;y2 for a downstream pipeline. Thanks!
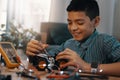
26;0;120;77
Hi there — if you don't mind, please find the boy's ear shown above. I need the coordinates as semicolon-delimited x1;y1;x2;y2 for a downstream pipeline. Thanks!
94;16;100;27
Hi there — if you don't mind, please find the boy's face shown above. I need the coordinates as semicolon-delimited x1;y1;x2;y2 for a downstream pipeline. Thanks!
67;11;100;41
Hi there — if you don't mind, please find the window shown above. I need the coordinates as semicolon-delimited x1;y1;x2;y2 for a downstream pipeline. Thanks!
7;0;52;33
0;0;7;35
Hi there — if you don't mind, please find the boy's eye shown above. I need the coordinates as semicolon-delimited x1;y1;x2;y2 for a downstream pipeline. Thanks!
68;21;72;25
77;21;84;25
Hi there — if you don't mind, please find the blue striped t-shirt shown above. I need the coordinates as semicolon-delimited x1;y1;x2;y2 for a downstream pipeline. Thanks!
48;30;120;64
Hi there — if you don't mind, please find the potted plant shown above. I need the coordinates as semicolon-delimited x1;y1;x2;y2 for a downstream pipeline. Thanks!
1;22;40;53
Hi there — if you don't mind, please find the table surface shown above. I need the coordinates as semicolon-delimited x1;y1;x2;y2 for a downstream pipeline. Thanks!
1;64;120;80
1;51;120;80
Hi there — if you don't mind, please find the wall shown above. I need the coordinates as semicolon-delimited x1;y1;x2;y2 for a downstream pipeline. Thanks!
113;0;120;39
97;0;115;35
49;0;72;23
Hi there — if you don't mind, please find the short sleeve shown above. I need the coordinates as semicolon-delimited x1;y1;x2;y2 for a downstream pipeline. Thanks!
103;35;120;62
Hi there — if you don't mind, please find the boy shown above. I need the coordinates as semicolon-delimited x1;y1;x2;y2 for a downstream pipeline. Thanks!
26;0;120;77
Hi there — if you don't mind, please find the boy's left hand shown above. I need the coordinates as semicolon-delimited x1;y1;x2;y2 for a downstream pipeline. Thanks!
56;48;89;71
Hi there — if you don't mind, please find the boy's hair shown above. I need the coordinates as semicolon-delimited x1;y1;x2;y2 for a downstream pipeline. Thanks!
67;0;99;20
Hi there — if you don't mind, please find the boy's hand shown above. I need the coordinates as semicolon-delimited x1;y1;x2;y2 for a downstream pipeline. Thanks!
56;48;90;71
26;39;48;56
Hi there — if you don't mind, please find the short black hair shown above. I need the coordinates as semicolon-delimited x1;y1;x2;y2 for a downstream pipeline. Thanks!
67;0;99;20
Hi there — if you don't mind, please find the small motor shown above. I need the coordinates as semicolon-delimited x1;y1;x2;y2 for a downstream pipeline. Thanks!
32;54;57;71
31;54;68;72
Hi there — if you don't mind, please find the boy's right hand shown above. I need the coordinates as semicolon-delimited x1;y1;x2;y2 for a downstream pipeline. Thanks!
26;39;48;56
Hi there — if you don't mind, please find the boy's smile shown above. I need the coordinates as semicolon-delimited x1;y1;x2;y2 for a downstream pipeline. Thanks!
67;11;99;41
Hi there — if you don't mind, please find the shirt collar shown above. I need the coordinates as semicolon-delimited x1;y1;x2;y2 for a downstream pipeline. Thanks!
76;29;99;49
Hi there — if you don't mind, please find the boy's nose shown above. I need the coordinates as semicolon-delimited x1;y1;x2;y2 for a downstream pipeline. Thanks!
71;25;78;31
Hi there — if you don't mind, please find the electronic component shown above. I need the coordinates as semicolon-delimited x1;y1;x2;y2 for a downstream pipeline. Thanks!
47;71;70;79
0;42;21;68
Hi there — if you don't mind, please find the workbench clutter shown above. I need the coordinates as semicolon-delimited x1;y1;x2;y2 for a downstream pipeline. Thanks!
0;75;11;80
0;42;39;80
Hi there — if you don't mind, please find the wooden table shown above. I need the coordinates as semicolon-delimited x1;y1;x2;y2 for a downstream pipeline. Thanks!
1;64;120;80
